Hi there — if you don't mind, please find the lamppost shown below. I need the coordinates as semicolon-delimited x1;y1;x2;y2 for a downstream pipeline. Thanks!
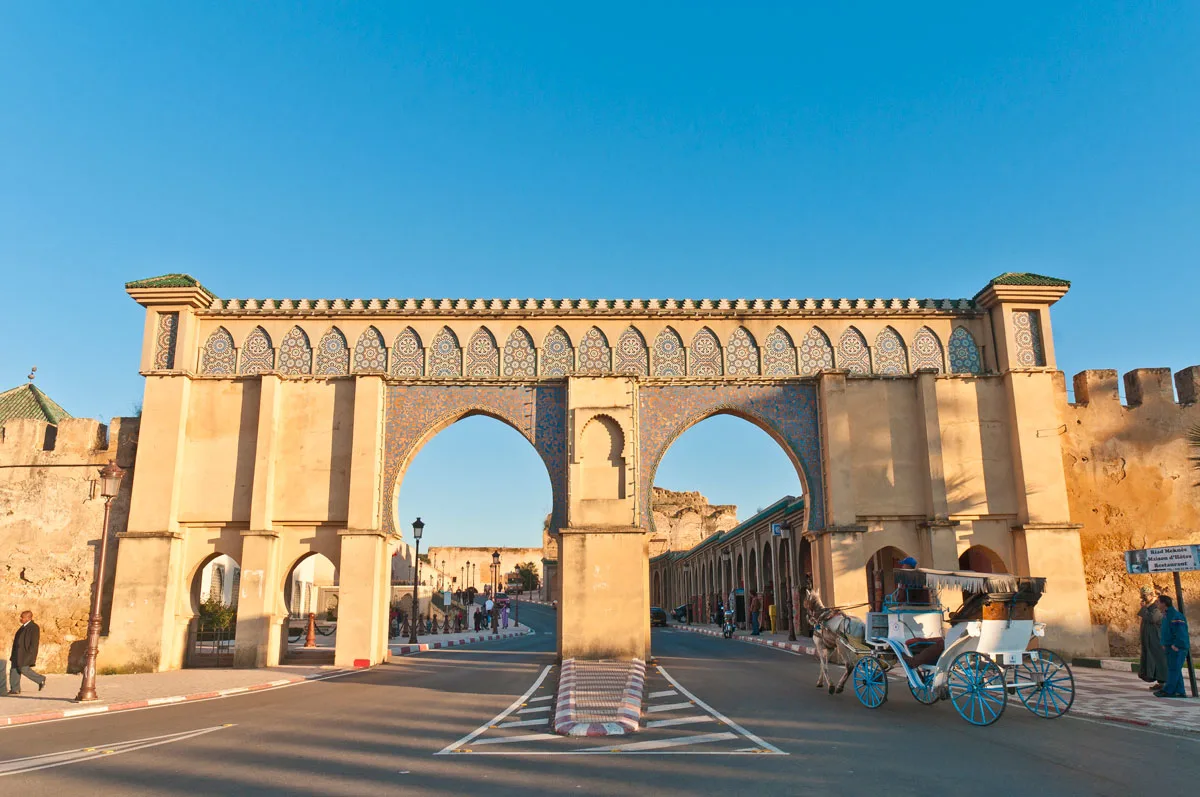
491;550;500;634
76;460;125;702
408;518;424;645
466;560;472;595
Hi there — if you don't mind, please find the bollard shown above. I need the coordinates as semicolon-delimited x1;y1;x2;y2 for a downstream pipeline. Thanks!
305;612;317;648
442;614;450;634
401;615;410;638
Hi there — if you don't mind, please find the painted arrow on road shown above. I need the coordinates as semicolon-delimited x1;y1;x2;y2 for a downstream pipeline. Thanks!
0;725;234;777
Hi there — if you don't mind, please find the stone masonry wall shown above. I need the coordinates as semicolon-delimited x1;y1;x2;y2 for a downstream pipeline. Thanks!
1059;367;1200;656
0;416;138;673
649;486;738;557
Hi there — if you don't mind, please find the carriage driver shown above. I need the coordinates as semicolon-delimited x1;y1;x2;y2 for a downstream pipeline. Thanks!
891;557;945;669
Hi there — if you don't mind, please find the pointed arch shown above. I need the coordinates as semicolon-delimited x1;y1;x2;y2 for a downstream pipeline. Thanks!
465;327;500;378
540;327;573;378
390;328;424;377
688;328;722;377
948;326;984;374
278;326;313;375
315;327;350;375
353;326;387;372
653;327;686;377
798;327;834;376
725;327;760;376
502;326;537;378
239;326;274;375
874;326;908;375
201;327;236;375
577;327;612;373
910;326;944;373
837;327;870;375
763;326;798;376
615;326;649;376
429;327;462;378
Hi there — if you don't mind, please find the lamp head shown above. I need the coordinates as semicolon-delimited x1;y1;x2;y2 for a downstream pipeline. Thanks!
99;460;125;499
411;517;425;540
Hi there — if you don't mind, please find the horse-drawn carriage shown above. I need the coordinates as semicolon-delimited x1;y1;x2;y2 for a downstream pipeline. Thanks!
808;567;1075;726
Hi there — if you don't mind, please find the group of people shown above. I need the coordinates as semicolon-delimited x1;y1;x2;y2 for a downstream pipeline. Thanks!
1137;586;1192;699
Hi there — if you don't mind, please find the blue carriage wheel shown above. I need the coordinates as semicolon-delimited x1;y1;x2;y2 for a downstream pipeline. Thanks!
908;667;939;705
1013;649;1075;718
853;656;888;709
947;652;1007;726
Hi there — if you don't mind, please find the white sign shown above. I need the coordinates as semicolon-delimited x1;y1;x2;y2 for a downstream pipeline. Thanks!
1125;545;1200;574
443;591;452;605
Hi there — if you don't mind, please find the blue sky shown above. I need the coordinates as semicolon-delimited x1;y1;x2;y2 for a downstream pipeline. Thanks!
2;4;1196;547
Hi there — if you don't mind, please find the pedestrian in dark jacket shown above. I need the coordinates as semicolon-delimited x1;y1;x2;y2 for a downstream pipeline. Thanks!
7;611;46;696
1155;595;1191;698
1137;586;1167;690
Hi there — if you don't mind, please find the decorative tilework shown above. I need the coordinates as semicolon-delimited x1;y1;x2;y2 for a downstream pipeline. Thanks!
278;326;313;375
948;326;983;374
688;328;722;377
763;327;798;377
201;327;236;375
1011;310;1046;367
577;327;612;374
390;328;424;377
315;327;350;375
381;384;568;538
909;326;944;373
615;326;649;376
503;327;537;378
466;327;500;378
239;326;274;375
638;383;825;530
798;327;833;376
430;327;463;378
154;312;178;369
874;327;908;375
354;326;387;372
725;327;760;376
541;327;573;377
837;327;870;375
652;327;686;377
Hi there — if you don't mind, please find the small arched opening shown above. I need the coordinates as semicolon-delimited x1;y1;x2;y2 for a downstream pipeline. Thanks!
959;545;1005;574
866;545;912;612
186;553;241;668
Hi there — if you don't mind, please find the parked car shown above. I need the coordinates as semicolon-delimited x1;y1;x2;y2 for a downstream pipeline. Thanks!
671;605;691;623
650;606;669;627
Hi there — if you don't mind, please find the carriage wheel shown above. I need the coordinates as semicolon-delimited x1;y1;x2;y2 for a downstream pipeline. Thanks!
853;656;888;709
907;667;939;705
1011;649;1075;719
947;652;1007;726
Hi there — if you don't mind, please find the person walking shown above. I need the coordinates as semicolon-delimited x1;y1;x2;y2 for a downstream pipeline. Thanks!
1137;586;1167;691
7;611;46;696
749;590;763;636
1155;594;1191;699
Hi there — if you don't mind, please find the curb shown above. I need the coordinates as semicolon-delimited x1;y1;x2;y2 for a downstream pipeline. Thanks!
389;626;532;656
554;658;646;737
673;623;817;657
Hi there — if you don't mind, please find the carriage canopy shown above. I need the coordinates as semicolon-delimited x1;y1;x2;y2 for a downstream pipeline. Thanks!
894;568;1046;596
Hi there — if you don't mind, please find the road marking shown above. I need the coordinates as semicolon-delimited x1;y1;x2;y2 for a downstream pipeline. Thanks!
0;726;232;777
644;716;715;729
648;689;678;699
656;666;786;755
470;733;560;746
498;718;550;728
517;706;552;714
645;701;692;713
604;732;738;752
528;695;553;703
435;665;554;755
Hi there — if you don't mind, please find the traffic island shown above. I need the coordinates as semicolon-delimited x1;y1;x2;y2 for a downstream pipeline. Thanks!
553;658;645;736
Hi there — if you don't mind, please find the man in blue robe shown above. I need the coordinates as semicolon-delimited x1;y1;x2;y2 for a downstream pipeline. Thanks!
1155;594;1191;698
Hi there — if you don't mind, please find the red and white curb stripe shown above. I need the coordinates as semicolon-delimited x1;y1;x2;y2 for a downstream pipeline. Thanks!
673;624;817;657
554;658;646;737
388;626;531;655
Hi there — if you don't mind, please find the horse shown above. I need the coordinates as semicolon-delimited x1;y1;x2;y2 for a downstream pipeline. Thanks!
803;591;868;695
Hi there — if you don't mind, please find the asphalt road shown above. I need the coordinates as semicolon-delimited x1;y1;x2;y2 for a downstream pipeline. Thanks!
1;602;1195;796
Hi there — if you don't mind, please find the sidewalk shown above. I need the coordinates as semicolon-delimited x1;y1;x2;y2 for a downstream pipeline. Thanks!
388;624;532;654
669;622;1200;734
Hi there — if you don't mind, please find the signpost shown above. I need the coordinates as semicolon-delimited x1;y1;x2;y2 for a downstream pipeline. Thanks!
1125;544;1199;697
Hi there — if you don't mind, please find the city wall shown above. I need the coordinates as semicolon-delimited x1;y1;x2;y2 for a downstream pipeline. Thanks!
426;546;544;592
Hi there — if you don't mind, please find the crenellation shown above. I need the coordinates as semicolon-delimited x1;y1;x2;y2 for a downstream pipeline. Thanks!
1071;369;1120;406
1123;367;1175;406
1174;365;1200;405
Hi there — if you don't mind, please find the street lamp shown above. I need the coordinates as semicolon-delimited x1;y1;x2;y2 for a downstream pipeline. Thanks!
409;518;424;644
491;550;501;634
76;460;125;702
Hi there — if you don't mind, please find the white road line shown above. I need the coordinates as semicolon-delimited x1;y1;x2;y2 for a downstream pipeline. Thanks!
603;732;738;752
645;701;692;713
435;664;554;755
656;665;786;755
648;689;678;699
517;705;552;714
469;733;560;746
644;716;714;729
528;695;553;703
0;726;232;777
498;718;550;728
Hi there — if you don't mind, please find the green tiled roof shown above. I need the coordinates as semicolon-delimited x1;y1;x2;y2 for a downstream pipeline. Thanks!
125;274;206;290
987;272;1071;288
0;384;72;426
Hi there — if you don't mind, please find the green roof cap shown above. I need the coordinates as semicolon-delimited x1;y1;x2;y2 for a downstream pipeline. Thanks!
125;274;207;290
0;384;73;426
987;272;1071;288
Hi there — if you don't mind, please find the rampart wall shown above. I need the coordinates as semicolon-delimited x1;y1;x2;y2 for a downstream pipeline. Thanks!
0;416;137;673
426;546;544;592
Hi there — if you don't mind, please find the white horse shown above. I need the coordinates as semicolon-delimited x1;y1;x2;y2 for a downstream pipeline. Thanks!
803;591;868;694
